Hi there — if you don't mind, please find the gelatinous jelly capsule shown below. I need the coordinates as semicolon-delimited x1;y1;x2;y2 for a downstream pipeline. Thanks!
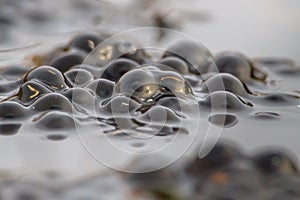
163;41;214;74
115;68;193;102
138;105;182;126
18;81;51;104
215;51;252;82
0;101;26;120
0;65;28;80
117;41;147;64
159;71;193;96
199;91;252;113
91;40;146;66
201;73;252;97
208;113;238;128
185;142;243;175
99;95;139;117
63;88;96;112
35;111;75;131
115;68;155;98
101;58;139;82
25;66;67;90
253;150;298;175
159;56;189;74
64;68;94;87
0;124;21;136
49;51;86;73
69;33;105;53
157;96;181;111
31;93;73;113
70;64;101;78
86;78;115;100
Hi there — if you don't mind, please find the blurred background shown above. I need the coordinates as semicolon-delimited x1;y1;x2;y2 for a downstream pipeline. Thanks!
0;0;300;65
0;0;300;178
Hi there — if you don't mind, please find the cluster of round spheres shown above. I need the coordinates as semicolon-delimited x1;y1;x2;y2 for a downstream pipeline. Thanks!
0;32;299;139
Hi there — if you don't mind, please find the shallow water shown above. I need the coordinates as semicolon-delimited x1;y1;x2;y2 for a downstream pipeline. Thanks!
0;0;300;199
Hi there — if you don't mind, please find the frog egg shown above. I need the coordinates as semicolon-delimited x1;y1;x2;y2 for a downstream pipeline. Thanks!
215;51;252;82
18;80;52;105
98;95;139;118
64;68;94;87
158;56;189;74
114;68;156;100
101;58;139;82
85;78;115;100
49;51;86;73
34;111;75;131
201;73;252;97
199;91;253;113
69;33;105;53
163;41;214;74
25;66;67;90
31;93;73;113
115;68;193;102
0;101;27;120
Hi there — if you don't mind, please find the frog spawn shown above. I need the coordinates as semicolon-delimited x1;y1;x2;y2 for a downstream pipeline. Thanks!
1;32;300;198
1;35;296;136
99;66;195;136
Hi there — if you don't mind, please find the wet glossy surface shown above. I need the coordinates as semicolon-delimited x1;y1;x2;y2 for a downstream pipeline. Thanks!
0;0;300;199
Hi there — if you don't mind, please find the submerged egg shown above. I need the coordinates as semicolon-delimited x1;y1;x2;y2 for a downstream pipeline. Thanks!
101;58;139;82
163;41;214;74
117;41;147;64
201;73;252;97
35;111;75;131
0;101;27;120
64;68;94;87
86;78;115;100
49;51;86;73
114;68;155;99
25;66;67;90
199;91;253;113
18;81;52;104
63;88;96;112
31;93;73;113
138;105;182;126
92;40;147;66
99;95;139;117
115;68;193;102
69;33;105;53
215;51;252;82
159;56;189;74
